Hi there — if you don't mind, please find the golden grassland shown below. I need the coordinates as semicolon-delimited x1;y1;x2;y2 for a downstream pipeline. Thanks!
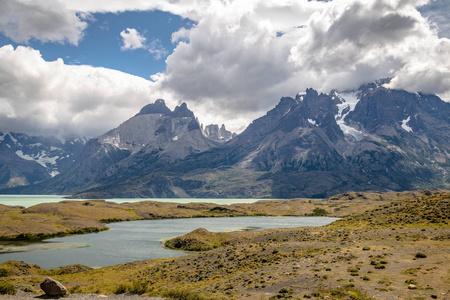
0;190;439;240
0;190;448;299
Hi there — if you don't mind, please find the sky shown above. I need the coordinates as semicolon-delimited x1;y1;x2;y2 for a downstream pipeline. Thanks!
0;0;449;138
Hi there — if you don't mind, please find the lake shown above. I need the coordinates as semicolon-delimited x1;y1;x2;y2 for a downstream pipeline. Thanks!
0;216;338;269
0;195;263;208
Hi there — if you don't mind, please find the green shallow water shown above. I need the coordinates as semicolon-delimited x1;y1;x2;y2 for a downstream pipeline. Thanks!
0;216;339;269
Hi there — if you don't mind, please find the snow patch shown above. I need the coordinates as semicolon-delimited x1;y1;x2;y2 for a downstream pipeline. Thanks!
307;118;317;126
7;133;18;143
101;134;121;148
15;150;60;168
29;143;43;147
283;108;291;116
401;116;413;133
334;92;365;142
15;150;34;161
50;171;60;177
50;146;61;151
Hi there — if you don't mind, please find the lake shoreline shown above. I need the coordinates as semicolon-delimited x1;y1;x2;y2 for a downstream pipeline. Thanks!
0;190;448;299
0;190;443;241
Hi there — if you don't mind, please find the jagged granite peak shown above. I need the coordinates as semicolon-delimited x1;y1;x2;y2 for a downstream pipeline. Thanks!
136;99;172;116
2;81;448;199
99;100;210;154
172;102;195;118
203;124;235;143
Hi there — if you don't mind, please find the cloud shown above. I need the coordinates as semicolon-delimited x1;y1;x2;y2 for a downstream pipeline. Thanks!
120;28;146;50
0;0;87;45
150;0;450;131
0;45;176;138
0;0;449;135
419;0;450;38
119;29;168;60
148;39;169;60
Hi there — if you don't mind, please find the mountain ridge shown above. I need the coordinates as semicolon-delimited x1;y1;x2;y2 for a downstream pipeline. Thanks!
1;81;449;198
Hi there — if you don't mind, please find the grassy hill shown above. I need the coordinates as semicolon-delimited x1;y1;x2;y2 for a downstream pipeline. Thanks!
0;190;448;299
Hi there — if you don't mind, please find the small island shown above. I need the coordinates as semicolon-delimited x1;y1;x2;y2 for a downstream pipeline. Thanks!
0;190;448;299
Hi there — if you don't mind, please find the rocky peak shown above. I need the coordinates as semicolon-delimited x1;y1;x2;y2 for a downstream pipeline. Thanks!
203;124;235;143
172;102;195;118
137;99;172;116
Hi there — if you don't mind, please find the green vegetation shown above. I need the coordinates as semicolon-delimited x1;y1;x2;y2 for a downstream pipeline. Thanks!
308;207;330;216
0;190;448;299
0;281;16;295
415;252;427;258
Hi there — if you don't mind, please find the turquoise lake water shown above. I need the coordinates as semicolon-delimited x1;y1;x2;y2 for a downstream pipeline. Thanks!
0;195;262;207
0;216;338;269
0;195;338;269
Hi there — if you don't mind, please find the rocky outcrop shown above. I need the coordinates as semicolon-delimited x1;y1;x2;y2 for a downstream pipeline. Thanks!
40;277;69;297
203;124;235;142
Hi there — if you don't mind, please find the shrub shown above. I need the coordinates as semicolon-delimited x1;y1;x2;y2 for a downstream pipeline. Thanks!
415;252;427;258
0;282;16;295
128;281;148;295
278;287;293;294
0;269;10;278
309;207;329;216
161;288;206;300
405;279;418;285
113;283;129;294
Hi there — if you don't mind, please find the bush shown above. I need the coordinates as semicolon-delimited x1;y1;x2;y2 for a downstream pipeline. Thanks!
161;288;207;300
405;279;418;285
113;283;129;294
0;269;10;278
0;282;16;295
415;252;427;258
309;207;330;216
128;281;148;295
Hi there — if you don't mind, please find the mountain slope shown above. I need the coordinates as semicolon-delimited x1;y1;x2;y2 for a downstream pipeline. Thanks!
0;132;87;189
2;82;448;198
0;100;219;197
71;83;448;199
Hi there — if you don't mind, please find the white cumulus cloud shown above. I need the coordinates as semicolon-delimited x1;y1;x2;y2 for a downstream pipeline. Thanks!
0;0;87;45
0;45;175;138
0;0;449;135
120;28;146;50
151;0;450;131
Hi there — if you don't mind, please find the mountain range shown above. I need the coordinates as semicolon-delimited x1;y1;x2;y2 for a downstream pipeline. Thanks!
0;133;87;190
1;80;449;198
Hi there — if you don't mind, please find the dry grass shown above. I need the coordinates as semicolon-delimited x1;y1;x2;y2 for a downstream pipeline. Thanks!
0;190;448;299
